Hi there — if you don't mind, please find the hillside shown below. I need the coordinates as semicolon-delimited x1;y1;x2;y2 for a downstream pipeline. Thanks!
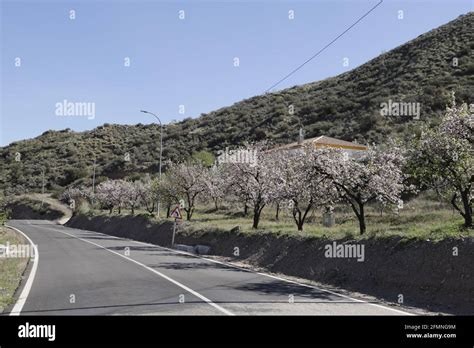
1;12;473;194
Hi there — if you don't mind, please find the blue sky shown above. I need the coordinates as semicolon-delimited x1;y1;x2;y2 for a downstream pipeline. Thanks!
1;0;472;146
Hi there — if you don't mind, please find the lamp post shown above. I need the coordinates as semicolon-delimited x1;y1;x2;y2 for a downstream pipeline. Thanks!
91;158;96;205
40;169;45;208
92;158;96;194
140;110;163;217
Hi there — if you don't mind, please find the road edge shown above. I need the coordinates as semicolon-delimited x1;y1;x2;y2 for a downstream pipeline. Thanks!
50;227;234;316
133;241;415;316
61;224;415;315
4;223;39;316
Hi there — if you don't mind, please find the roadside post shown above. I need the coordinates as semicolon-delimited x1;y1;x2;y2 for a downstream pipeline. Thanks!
170;205;182;247
322;206;335;227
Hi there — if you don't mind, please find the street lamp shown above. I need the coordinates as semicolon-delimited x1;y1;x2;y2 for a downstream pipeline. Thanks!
92;158;96;194
40;168;45;208
140;110;163;217
91;158;96;205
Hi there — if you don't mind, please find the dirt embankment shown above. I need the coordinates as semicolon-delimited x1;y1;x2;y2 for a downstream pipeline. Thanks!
6;195;71;223
7;202;63;221
66;214;474;315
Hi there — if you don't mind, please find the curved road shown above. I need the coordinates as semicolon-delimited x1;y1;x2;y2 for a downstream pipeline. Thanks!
4;220;411;316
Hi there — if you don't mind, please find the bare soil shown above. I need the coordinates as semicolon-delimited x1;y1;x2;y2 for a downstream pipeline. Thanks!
7;195;69;222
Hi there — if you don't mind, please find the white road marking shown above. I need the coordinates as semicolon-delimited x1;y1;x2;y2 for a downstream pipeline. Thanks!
60;224;413;315
47;227;234;316
133;242;414;315
6;224;39;316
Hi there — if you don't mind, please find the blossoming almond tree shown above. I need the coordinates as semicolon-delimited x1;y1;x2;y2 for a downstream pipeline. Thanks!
226;164;253;216
136;175;159;214
59;186;91;208
273;148;338;231
161;161;207;221
315;145;406;235
96;180;121;214
226;143;279;229
203;164;227;211
122;181;142;215
410;95;473;227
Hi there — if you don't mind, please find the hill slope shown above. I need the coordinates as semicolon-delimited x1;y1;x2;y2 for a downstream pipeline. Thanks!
1;12;473;194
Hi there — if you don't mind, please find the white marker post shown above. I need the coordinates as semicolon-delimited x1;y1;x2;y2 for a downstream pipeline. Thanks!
172;220;177;247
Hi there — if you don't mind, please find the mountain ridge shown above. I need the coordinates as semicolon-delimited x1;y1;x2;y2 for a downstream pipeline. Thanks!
1;12;473;193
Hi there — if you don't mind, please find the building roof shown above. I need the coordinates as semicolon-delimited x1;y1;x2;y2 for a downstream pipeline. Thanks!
274;135;368;152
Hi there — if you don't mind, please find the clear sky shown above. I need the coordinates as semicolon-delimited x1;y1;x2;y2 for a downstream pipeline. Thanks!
1;0;472;146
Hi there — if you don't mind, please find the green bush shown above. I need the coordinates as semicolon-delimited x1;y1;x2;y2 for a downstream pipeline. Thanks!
0;212;8;225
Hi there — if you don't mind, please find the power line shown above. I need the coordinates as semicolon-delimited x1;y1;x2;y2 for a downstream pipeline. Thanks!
265;0;384;93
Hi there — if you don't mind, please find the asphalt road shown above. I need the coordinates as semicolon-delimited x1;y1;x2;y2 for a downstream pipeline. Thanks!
5;220;411;316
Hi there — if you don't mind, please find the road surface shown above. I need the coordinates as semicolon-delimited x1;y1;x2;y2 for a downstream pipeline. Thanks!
4;220;411;316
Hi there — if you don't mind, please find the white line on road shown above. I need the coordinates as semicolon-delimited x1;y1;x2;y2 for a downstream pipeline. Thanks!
132;241;414;316
50;228;234;316
58;224;413;315
6;224;39;316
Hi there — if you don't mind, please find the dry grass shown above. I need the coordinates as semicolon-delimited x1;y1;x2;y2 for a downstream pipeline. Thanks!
0;226;29;311
89;196;473;241
183;198;473;241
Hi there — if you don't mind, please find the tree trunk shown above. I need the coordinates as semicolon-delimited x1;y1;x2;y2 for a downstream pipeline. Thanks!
461;189;473;227
292;208;302;231
348;199;366;235
297;220;304;231
214;198;219;211
291;201;312;232
451;190;473;228
166;203;171;218
146;201;155;214
186;206;194;221
275;203;280;221
244;203;248;216
252;204;264;229
358;202;366;234
252;211;260;229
